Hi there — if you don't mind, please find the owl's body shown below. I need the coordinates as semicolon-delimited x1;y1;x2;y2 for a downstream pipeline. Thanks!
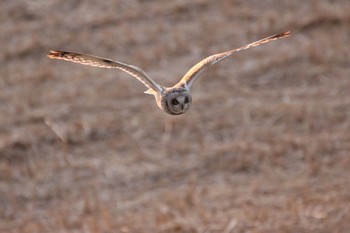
48;31;290;115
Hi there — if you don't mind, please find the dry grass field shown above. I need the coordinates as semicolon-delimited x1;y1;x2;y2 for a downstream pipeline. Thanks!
1;0;350;232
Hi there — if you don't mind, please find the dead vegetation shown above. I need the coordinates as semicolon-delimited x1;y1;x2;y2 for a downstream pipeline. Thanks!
1;0;350;232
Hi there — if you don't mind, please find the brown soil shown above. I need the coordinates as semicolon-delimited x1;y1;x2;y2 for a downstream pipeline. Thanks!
1;1;350;232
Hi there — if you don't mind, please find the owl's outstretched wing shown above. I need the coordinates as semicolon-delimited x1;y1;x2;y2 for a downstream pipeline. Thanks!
177;31;290;90
48;50;163;94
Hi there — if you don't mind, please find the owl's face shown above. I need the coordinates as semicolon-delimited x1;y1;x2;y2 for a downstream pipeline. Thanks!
161;89;192;115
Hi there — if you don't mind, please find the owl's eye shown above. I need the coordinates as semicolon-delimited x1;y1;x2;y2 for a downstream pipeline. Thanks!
184;97;189;104
172;99;179;105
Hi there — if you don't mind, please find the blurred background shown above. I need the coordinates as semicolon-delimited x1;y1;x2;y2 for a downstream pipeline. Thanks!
1;0;350;232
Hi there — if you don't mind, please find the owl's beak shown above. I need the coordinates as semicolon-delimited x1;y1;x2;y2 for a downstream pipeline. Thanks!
181;104;184;110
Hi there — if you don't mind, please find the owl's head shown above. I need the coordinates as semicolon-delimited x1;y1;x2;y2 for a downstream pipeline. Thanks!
160;88;192;115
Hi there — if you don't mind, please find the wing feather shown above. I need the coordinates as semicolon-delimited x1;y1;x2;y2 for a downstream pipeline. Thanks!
48;50;163;93
177;31;291;89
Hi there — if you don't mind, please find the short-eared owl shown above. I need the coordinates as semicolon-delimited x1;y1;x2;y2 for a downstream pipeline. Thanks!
48;31;290;115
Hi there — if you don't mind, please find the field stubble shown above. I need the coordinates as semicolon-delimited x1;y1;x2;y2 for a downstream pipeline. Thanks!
1;0;350;232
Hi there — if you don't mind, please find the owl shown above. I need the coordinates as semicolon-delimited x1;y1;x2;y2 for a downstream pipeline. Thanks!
48;31;290;115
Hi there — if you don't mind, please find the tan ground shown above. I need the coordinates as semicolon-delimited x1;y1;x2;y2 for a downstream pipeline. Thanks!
1;1;350;232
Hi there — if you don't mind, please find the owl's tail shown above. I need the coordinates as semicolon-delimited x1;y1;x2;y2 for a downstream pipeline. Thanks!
144;89;157;95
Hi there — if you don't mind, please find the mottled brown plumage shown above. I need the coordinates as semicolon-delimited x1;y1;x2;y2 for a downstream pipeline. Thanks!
48;31;290;115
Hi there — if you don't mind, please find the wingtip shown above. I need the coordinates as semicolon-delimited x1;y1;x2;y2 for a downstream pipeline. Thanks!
283;31;291;36
47;50;64;58
279;31;291;38
47;50;59;59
